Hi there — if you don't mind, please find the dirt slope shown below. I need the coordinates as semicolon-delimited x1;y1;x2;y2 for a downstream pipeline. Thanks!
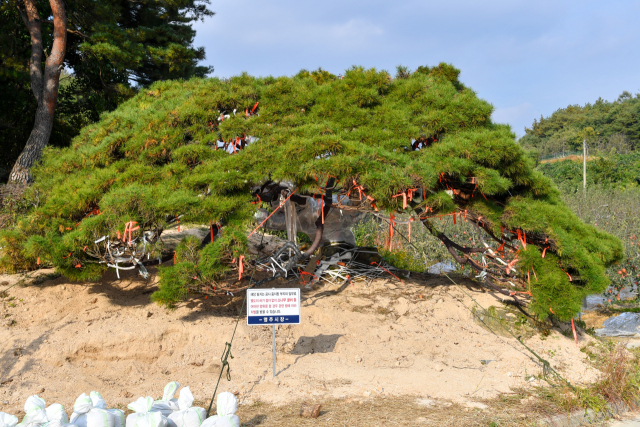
0;266;598;417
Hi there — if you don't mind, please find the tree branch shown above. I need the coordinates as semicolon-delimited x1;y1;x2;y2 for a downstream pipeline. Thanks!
44;19;88;38
413;205;526;306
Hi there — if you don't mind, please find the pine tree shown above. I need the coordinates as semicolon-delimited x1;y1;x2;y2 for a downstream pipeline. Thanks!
0;65;623;320
1;0;213;184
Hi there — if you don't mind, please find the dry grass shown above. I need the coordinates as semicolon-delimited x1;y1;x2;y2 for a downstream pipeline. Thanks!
201;342;639;426
224;392;584;427
539;155;597;164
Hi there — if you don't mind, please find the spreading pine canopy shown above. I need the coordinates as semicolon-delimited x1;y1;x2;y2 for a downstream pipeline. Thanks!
0;64;623;320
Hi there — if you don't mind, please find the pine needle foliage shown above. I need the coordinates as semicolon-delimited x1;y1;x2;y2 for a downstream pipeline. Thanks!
0;64;623;319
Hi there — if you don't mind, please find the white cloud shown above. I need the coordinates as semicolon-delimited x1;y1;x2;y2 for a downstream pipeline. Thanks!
193;0;640;132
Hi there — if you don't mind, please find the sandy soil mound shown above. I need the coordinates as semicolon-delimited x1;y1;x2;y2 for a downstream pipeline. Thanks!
0;265;599;417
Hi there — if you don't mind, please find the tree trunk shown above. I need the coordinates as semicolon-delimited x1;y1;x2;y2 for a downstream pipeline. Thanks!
9;0;67;185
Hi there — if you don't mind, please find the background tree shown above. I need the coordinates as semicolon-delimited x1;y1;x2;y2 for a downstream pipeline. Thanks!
6;0;67;185
0;0;214;184
520;92;640;158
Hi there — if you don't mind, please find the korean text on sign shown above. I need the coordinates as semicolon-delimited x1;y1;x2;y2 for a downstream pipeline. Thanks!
247;288;301;325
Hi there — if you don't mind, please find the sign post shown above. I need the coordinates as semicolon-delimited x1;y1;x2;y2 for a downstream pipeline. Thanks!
247;288;301;377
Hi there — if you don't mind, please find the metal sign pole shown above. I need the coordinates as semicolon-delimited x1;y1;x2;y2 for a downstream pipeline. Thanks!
272;324;276;378
583;138;587;195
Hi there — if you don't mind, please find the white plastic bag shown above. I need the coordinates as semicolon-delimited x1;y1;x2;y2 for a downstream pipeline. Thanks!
19;396;48;427
150;382;180;417
126;398;167;427
44;403;76;427
70;394;115;427
166;388;205;427
89;392;124;427
0;412;19;427
45;404;69;425
18;397;75;427
200;393;238;427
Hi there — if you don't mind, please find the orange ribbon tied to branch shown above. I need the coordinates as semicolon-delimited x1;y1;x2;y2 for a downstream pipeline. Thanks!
388;215;395;250
351;179;364;200
506;257;518;274
248;189;298;237
238;255;245;280
516;229;527;250
371;261;404;284
393;192;407;209
122;221;140;244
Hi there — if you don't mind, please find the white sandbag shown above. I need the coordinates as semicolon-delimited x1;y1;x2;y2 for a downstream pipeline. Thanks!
44;403;77;427
45;404;69;425
0;412;19;427
200;393;238;427
166;388;205;427
18;397;75;427
70;394;115;427
19;396;48;427
150;382;180;417
89;392;124;427
126;398;167;427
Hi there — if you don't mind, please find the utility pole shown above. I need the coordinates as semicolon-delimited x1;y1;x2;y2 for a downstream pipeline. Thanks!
583;138;587;195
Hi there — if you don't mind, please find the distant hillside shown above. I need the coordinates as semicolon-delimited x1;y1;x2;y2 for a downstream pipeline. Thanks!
520;92;640;158
537;152;640;189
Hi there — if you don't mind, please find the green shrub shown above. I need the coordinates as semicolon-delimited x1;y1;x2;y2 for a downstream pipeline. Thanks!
152;228;247;307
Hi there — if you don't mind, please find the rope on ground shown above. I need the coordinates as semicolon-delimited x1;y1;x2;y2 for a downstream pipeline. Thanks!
205;229;267;417
0;270;42;295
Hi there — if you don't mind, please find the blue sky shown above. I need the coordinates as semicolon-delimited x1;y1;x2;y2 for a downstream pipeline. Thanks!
193;0;640;138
